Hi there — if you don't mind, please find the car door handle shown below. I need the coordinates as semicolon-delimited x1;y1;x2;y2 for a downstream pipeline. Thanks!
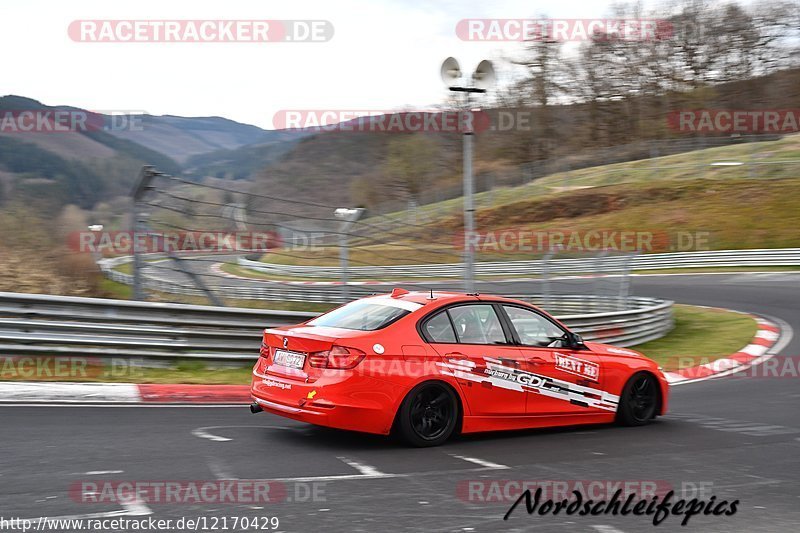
528;356;547;365
446;352;466;357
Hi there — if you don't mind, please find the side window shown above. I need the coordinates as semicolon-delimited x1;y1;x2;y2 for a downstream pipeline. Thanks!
447;304;507;345
423;311;457;343
503;306;566;347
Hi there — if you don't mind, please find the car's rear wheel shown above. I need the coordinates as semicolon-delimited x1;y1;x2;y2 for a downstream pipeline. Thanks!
397;382;459;447
617;372;659;426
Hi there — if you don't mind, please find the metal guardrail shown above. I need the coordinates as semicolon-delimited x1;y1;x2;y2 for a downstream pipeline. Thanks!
99;248;800;306
105;263;624;307
237;248;800;279
0;292;672;361
0;292;312;361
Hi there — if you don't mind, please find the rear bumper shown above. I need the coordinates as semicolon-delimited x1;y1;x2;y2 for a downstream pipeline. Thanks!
249;370;402;435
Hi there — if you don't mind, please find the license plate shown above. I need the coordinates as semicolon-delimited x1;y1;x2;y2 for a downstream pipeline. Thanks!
273;349;306;370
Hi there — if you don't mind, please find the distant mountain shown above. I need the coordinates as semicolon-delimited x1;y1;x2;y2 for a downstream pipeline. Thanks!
108;114;282;164
0;96;181;208
0;96;303;209
183;131;306;180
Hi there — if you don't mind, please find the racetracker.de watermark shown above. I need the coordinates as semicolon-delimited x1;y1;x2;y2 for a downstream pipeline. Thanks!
273;110;488;134
70;231;284;254
69;480;325;504
0;110;144;133
457;479;722;504
272;109;541;134
0;356;143;379
458;480;673;503
68;20;333;43
667;109;800;134
667;355;800;380
456;19;673;41
457;229;711;254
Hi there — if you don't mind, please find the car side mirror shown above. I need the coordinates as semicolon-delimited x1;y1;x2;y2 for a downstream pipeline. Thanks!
567;332;585;349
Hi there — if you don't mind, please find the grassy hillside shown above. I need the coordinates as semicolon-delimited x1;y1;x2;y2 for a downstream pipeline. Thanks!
241;68;800;214
378;133;800;223
245;135;800;271
250;175;800;269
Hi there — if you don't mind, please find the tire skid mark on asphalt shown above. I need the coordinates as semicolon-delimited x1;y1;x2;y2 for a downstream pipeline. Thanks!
667;413;800;437
191;428;505;482
213;462;513;484
191;428;510;482
207;457;239;480
193;427;232;442
700;478;783;492
592;526;627;533
191;424;295;442
720;273;800;284
20;497;152;522
447;454;509;470
336;457;386;477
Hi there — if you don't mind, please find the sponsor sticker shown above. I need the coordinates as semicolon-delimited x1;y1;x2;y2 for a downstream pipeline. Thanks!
261;378;291;390
484;367;546;387
554;353;600;382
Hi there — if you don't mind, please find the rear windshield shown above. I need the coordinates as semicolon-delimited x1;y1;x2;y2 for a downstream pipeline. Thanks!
307;300;414;331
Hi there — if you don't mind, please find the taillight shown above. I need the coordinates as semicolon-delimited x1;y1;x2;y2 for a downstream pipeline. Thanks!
259;342;271;363
309;346;366;369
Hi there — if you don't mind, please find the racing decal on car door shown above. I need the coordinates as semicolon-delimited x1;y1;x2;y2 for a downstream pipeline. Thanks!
554;352;600;382
437;357;619;412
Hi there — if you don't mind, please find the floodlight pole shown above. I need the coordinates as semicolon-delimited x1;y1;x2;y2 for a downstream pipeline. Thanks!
463;119;475;293
448;87;485;293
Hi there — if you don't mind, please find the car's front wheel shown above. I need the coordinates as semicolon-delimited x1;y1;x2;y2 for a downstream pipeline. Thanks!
617;372;659;426
396;382;459;447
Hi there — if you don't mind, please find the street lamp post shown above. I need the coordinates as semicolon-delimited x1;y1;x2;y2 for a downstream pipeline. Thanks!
441;57;495;293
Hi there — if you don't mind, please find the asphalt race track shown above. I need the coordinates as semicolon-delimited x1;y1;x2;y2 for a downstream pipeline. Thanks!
2;272;800;532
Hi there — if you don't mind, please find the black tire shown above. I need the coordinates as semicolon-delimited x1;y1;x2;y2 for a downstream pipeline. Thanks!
396;382;459;447
617;372;659;426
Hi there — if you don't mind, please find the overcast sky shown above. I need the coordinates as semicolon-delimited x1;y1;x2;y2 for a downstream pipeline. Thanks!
4;0;677;129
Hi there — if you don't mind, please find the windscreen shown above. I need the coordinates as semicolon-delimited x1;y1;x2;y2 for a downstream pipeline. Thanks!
307;299;416;331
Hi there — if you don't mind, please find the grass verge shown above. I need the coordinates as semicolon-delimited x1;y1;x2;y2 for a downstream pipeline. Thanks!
0;305;758;385
635;304;757;370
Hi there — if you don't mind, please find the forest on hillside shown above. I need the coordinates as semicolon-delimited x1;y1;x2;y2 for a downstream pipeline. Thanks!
249;0;800;214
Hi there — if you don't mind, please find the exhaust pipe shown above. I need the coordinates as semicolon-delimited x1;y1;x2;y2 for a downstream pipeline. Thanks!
250;402;263;414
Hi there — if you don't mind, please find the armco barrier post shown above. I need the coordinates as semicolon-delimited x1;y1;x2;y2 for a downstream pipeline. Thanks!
542;250;552;309
131;166;156;301
333;208;365;301
619;252;635;310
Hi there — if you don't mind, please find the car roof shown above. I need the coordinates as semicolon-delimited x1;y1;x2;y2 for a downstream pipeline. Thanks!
363;290;538;309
